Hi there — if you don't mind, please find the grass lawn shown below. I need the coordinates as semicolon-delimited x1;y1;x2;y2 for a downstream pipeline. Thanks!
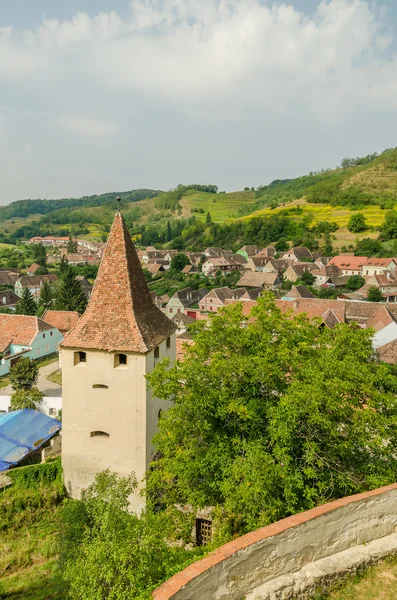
35;354;59;369
318;556;397;600
0;504;64;600
0;376;10;390
47;370;62;386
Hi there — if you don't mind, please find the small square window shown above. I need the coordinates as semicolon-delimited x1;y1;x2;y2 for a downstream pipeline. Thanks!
74;351;86;365
114;353;127;368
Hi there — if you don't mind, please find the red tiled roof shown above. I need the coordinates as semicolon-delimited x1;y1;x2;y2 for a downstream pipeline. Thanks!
365;258;395;267
176;337;194;361
366;307;395;331
42;310;80;334
62;211;176;353
0;315;53;352
328;256;368;269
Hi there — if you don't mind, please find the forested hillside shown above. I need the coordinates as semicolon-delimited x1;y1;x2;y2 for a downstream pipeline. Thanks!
1;148;397;254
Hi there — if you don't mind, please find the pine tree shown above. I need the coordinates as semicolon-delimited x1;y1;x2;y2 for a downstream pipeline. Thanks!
59;255;69;275
39;281;55;311
206;212;212;225
16;287;37;315
67;236;77;253
55;266;87;312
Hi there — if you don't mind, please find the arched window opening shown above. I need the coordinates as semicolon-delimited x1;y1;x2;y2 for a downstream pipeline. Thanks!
92;384;109;389
154;347;160;359
166;337;171;349
114;353;127;368
90;431;110;438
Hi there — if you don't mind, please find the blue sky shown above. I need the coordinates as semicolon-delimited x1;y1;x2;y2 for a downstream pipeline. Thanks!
1;0;397;202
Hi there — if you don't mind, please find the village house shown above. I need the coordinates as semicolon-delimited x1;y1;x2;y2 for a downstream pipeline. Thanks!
282;285;316;300
237;287;264;301
0;271;20;287
328;255;368;276
145;263;165;276
280;247;312;262
26;263;41;276
166;287;208;318
29;236;71;246
171;312;196;335
203;247;230;258
236;271;282;291
256;246;276;259
0;290;20;311
362;258;397;276
0;315;63;375
182;264;200;275
202;255;247;277
311;265;343;286
237;245;261;261
141;250;167;265
186;252;204;266
42;310;81;335
358;274;397;297
314;257;331;269
199;287;246;313
66;254;101;266
245;256;273;272
262;259;290;273
283;263;318;283
15;274;58;298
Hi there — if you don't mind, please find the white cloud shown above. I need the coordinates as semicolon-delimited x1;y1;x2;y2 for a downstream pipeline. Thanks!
59;116;118;138
1;1;397;122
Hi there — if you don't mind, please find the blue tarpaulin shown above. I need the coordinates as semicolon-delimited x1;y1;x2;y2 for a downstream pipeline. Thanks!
0;409;61;471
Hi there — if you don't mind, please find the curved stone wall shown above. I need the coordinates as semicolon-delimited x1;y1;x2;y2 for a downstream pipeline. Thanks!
153;483;397;600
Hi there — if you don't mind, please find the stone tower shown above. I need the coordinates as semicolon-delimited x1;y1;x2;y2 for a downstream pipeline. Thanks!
61;211;176;511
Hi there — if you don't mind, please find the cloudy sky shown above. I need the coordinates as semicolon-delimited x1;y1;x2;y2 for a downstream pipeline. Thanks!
1;0;397;203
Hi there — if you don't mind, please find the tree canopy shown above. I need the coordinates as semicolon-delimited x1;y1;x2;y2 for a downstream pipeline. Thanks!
147;295;397;538
348;213;367;233
16;287;37;316
56;266;87;313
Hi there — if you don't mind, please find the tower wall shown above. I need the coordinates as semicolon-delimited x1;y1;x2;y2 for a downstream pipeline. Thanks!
61;334;175;512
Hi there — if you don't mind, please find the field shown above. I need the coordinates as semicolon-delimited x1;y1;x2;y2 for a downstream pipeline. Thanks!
242;199;391;228
180;190;257;222
320;557;397;600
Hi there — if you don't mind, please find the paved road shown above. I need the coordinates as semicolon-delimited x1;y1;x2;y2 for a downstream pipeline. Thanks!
2;359;62;397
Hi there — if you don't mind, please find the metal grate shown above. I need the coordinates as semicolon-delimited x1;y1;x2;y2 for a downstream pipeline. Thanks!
196;518;212;546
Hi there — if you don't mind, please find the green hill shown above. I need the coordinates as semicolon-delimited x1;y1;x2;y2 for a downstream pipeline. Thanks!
0;148;397;252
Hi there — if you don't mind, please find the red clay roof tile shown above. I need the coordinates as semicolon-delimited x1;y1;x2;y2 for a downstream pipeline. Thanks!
62;211;176;353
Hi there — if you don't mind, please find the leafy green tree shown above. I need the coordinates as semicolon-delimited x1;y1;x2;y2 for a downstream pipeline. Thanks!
300;271;315;286
347;213;367;233
367;286;384;302
60;470;199;600
381;210;397;240
67;236;77;253
171;253;190;272
35;265;48;275
355;238;382;256
39;280;55;311
275;238;288;252
16;287;37;315
11;387;43;410
346;275;365;291
143;269;153;282
56;266;87;313
10;357;39;390
205;212;212;225
147;295;397;538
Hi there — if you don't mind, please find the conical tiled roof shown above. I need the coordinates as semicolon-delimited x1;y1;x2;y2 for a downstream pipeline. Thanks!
62;211;176;353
